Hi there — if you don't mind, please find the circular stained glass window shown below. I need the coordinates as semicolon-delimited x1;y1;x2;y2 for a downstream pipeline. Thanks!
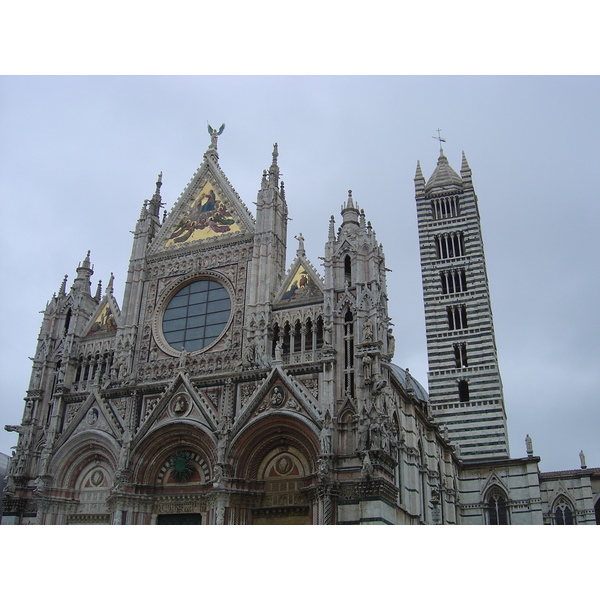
161;279;231;352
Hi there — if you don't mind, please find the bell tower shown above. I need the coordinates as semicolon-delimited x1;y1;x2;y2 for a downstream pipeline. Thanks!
415;148;510;460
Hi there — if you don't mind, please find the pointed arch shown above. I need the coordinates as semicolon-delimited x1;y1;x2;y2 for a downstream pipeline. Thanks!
485;485;509;525
552;495;575;525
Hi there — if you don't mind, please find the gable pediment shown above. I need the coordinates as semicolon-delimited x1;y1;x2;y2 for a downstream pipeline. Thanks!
274;256;324;307
148;158;255;256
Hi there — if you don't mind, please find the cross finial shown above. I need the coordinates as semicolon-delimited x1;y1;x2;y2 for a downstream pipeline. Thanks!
432;128;447;150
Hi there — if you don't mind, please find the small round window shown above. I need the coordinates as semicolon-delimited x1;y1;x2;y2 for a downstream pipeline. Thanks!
161;279;231;352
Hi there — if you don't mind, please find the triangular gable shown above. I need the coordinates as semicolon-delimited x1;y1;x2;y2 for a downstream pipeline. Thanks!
480;469;510;498
133;372;217;446
54;389;124;452
149;158;255;255
275;256;324;307
232;365;321;436
83;294;120;338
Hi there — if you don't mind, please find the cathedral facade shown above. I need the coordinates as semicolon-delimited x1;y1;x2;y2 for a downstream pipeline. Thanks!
2;130;598;525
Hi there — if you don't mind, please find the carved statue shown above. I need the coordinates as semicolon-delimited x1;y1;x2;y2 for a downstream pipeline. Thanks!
274;340;283;362
362;355;372;381
369;420;380;450
323;321;332;346
319;420;332;455
387;328;395;357
178;349;188;369
363;320;373;343
357;417;369;451
207;123;226;148
580;450;587;469
361;452;374;479
525;434;533;456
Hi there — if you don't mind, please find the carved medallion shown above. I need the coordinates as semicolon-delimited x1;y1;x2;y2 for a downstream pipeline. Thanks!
170;393;190;417
275;455;293;475
270;385;285;407
86;408;99;425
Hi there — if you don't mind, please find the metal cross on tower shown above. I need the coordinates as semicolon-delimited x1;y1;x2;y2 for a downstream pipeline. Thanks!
432;128;447;150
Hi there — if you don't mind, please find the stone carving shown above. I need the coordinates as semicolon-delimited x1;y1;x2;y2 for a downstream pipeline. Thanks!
525;434;533;457
270;386;285;407
171;394;189;417
86;408;99;425
580;450;587;469
319;419;332;455
362;320;373;343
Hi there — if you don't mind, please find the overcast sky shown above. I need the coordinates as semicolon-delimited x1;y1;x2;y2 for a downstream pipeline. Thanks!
0;75;598;473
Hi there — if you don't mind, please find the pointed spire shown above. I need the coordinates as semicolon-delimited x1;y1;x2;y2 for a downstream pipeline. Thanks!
460;151;473;188
269;143;280;187
341;190;360;225
58;275;68;297
425;151;462;193
106;272;114;295
80;250;92;270
72;251;94;296
415;160;426;197
328;215;336;243
149;172;163;218
94;280;102;301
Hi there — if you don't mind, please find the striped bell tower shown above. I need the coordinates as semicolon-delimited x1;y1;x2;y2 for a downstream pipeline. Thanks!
415;146;510;460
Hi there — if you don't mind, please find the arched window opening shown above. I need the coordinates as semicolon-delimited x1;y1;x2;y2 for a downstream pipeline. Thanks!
594;498;600;525
316;316;324;349
344;255;352;285
283;323;291;355
294;321;302;353
64;308;72;336
487;489;509;525
305;318;313;351
454;343;468;368
554;500;575;525
458;379;469;402
344;309;355;397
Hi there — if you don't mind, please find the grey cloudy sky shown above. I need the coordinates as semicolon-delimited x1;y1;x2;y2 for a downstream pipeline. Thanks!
1;75;598;472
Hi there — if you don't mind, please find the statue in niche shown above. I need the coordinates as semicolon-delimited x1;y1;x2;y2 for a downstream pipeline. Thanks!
274;340;283;362
319;419;332;455
363;321;373;343
362;355;373;381
357;416;369;451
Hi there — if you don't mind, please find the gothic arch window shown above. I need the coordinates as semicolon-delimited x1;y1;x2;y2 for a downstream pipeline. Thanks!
344;309;355;397
486;488;509;525
293;320;302;353
553;497;575;525
316;316;324;349
344;255;352;285
305;318;314;351
454;343;468;368
64;308;72;335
